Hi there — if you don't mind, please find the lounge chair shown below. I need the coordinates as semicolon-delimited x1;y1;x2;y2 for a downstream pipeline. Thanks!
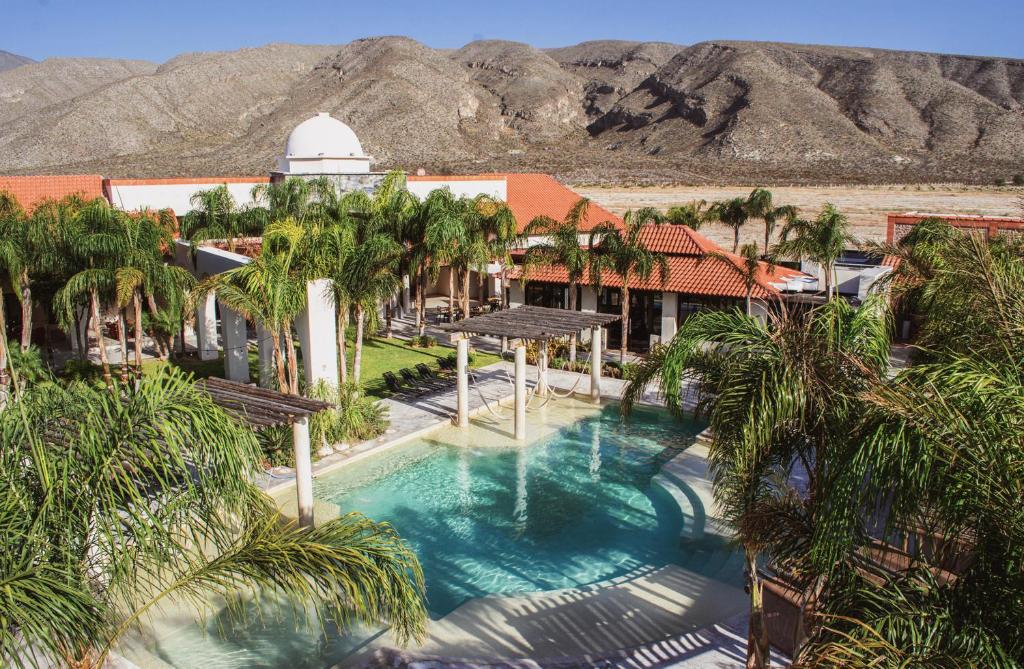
383;371;427;397
402;367;447;393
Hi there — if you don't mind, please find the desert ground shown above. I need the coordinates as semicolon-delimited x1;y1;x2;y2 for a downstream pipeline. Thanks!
575;184;1024;250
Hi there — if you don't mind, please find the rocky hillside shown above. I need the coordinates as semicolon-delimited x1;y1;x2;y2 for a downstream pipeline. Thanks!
0;50;32;73
1;38;1022;184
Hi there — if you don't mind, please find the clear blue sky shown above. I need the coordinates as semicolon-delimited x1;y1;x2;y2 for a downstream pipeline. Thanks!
4;0;1022;62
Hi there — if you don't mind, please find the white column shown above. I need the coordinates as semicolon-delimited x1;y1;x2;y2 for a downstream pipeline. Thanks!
295;279;339;388
257;326;275;389
660;292;678;344
196;293;219;361
537;340;549;397
456;337;469;428
293;416;314;528
220;303;249;383
401;274;412;316
515;344;527;441
590;325;602;402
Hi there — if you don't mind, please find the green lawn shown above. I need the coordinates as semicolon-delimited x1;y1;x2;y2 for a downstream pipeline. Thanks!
141;334;501;398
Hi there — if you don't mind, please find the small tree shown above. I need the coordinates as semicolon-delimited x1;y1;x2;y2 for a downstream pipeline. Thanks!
745;188;797;254
523;197;591;362
706;197;750;253
589;208;668;362
773;204;855;298
664;199;708;229
702;242;771;317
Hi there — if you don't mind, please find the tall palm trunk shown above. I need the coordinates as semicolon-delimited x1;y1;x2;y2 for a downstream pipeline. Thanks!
448;270;455;317
745;288;753;318
462;268;471;319
620;285;630;363
117;310;130;383
568;281;578;363
19;271;31;351
353;304;365;385
0;295;10;408
283;324;299;395
336;304;348;386
385;301;393;339
133;291;144;370
824;262;834;299
764;223;771;254
733;226;741;253
418;269;428;337
500;265;509;308
73;309;87;361
270;329;289;393
90;290;114;390
145;292;166;361
745;550;770;669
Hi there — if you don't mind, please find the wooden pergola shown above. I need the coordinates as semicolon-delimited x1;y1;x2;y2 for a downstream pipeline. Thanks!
198;377;333;528
440;306;621;440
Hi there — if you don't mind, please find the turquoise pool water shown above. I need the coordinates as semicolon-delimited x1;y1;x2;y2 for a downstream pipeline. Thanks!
315;400;711;616
132;399;738;669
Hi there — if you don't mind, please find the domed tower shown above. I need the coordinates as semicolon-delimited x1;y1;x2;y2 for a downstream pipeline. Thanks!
272;113;385;192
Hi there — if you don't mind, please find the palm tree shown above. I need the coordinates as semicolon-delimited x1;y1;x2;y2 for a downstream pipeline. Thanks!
772;204;855;298
702;242;771;317
481;196;519;312
800;233;1024;667
0;213;22;407
665;199;707;229
706;197;750;253
202;220;308;394
181;185;263;252
53;198;129;389
251;177;318;223
622;298;891;668
589;208;668;363
0;368;426;668
745;188;797;254
420;188;469;325
524;197;592;362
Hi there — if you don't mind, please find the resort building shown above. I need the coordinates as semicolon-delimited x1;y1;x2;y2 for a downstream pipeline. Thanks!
887;211;1024;242
505;224;811;350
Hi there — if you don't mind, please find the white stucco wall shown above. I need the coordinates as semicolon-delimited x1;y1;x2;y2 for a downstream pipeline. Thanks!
406;179;507;202
108;182;264;214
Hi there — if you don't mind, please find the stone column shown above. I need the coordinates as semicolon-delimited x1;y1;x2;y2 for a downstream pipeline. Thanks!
196;293;219;361
537;339;549;397
660;291;678;344
401;274;412;317
590;325;602;402
220;303;249;383
295;279;339;389
514;344;527;441
456;337;469;428
293;416;314;529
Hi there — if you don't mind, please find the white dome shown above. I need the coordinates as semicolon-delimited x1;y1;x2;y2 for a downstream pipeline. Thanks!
285;112;364;159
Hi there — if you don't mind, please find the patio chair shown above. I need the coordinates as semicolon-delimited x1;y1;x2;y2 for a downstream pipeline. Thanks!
438;356;456;372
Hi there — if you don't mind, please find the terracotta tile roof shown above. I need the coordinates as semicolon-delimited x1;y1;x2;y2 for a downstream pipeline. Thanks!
104;176;270;186
0;174;104;212
409;172;622;234
509;223;809;300
637;224;718;255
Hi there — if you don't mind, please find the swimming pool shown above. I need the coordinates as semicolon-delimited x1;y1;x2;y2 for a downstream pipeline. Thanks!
127;397;740;668
315;398;720;616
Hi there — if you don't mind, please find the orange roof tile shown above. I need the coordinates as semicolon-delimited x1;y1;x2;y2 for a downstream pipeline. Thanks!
105;176;270;186
0;175;105;212
637;224;718;255
510;223;809;299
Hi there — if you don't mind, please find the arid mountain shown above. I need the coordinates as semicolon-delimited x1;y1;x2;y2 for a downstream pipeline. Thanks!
1;38;1022;184
0;50;32;73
